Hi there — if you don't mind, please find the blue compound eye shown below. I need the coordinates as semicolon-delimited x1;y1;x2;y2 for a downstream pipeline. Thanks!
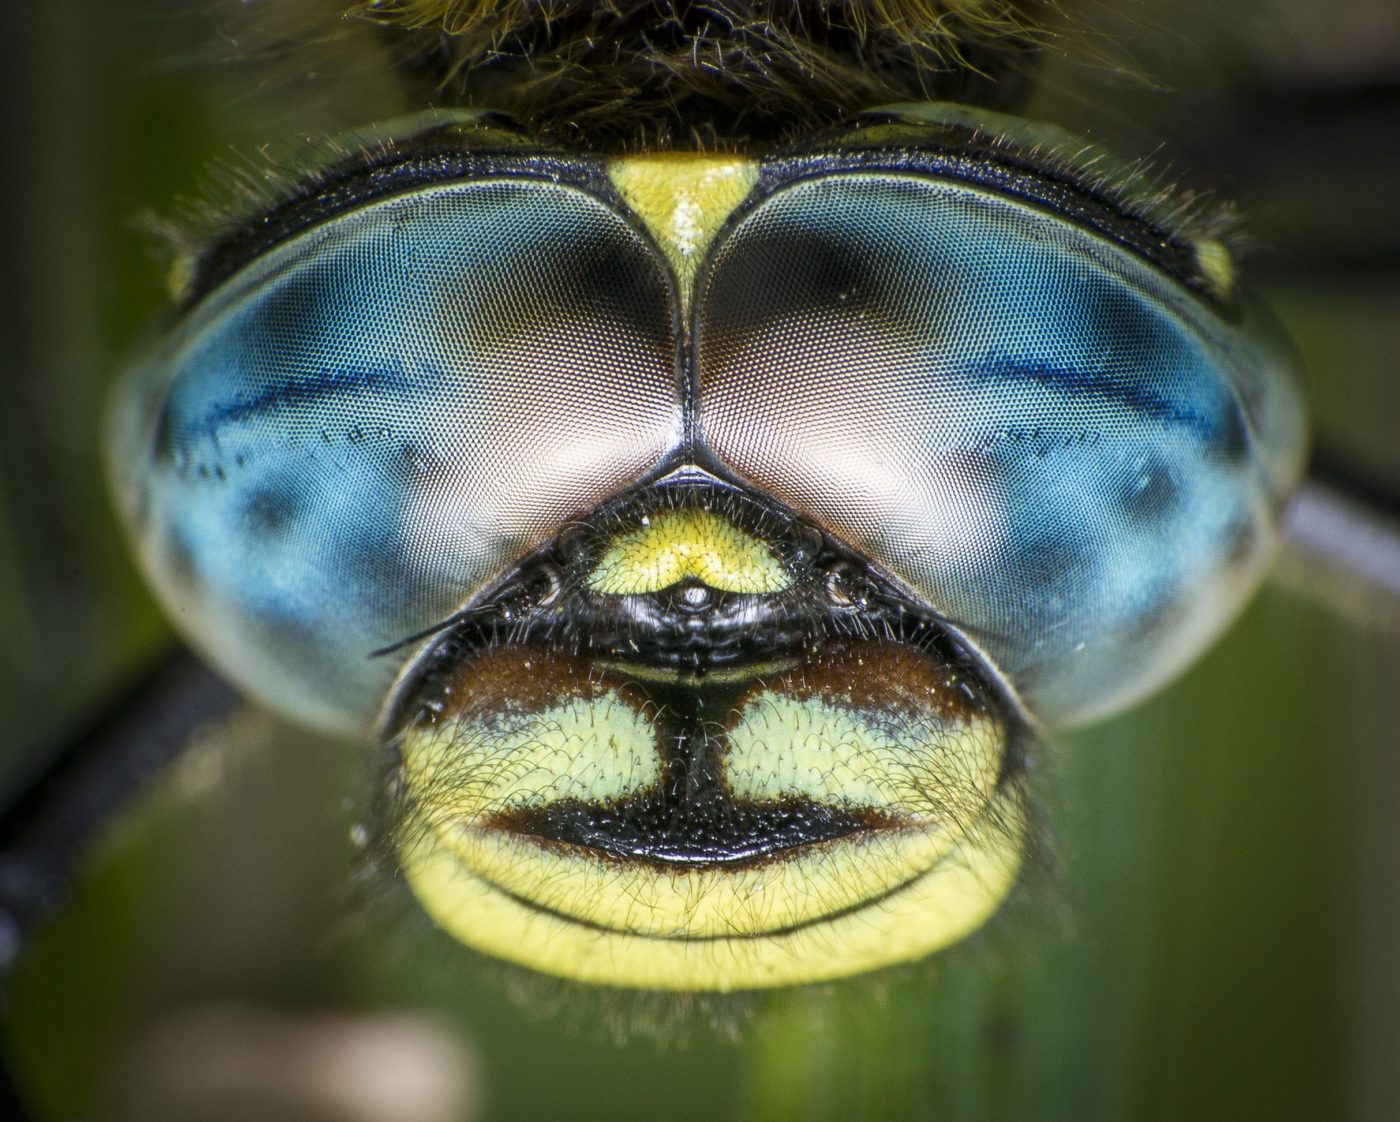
111;176;683;733
696;173;1306;726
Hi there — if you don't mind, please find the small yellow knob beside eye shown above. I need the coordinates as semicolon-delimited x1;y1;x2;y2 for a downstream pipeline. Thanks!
1192;237;1236;303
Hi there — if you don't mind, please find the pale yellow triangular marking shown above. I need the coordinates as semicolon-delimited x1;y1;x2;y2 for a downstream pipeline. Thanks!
609;154;759;310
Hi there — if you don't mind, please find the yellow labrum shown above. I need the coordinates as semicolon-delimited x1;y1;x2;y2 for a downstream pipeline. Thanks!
400;798;1023;990
395;644;1025;991
587;508;792;595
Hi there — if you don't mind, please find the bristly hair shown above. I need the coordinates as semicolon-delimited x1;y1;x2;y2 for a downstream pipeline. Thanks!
348;0;1054;148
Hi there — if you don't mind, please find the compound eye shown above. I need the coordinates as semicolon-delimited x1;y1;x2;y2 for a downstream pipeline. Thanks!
697;174;1305;726
110;177;681;733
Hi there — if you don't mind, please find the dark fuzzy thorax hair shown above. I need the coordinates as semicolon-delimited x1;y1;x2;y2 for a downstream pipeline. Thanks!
351;0;1052;147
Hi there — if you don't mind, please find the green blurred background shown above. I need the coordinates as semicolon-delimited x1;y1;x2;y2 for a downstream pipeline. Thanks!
1;2;1397;1119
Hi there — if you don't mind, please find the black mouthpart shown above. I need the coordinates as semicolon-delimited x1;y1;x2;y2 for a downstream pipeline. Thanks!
486;793;900;868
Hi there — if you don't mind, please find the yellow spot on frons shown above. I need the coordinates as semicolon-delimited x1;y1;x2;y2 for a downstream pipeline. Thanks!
609;154;758;310
1193;238;1236;302
588;508;791;596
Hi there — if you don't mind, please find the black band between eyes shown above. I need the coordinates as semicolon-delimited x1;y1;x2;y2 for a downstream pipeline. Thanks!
187;123;1223;314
